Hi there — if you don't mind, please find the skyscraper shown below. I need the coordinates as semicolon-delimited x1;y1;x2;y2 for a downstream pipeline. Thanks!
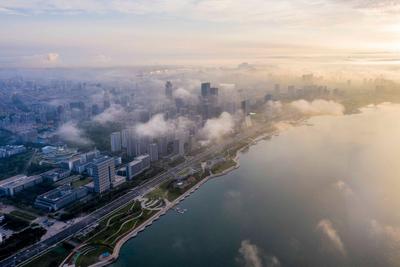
121;129;129;149
149;143;159;162
201;82;210;97
165;81;173;99
92;156;115;193
241;100;250;116
110;131;122;152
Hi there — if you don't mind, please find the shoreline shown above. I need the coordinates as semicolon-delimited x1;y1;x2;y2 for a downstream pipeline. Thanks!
85;131;268;267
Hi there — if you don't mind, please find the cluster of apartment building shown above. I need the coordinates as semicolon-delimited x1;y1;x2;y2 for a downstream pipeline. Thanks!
0;145;26;158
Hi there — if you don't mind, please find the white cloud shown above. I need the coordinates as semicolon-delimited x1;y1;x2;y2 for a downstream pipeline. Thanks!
200;112;234;145
265;101;283;117
290;99;344;116
93;104;126;124
56;121;92;145
173;87;197;103
316;219;346;256
135;113;193;138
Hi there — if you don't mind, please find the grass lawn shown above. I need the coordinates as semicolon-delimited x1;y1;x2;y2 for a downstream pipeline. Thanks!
9;210;37;221
71;177;92;188
75;244;112;267
211;159;237;174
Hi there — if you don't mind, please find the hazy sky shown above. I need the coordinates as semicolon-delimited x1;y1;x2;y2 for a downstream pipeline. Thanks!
1;0;400;67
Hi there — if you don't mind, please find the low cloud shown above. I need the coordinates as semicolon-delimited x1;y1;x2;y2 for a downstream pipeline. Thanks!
56;121;92;145
236;240;281;267
316;219;346;256
290;99;344;116
135;114;172;137
93;104;126;124
173;87;197;103
265;100;283;117
135;113;193;138
200;112;234;145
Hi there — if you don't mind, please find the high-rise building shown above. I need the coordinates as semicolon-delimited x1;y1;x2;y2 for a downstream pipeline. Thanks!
121;129;129;149
103;91;111;109
210;87;218;96
157;136;168;157
165;81;173;99
92;156;115;193
264;94;273;102
241;100;250;116
110;131;122;152
201;82;211;97
149;143;159;162
136;136;150;155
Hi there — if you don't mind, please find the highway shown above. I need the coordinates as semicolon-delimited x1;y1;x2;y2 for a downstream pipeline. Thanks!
0;126;264;267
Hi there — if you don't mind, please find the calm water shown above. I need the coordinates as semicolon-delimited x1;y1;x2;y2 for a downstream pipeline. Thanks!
112;104;400;267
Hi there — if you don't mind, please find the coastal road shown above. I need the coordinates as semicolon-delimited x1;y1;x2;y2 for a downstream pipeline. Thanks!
0;125;265;267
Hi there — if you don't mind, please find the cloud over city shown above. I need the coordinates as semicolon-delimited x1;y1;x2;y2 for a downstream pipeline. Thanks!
56;121;92;145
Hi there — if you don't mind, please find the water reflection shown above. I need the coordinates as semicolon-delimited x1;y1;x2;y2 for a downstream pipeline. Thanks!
113;103;400;267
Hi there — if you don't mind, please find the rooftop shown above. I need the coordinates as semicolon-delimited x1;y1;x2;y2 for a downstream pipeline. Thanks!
0;174;41;189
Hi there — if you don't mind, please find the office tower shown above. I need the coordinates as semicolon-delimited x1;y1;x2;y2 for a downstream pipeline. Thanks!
157;136;168;157
210;87;218;96
201;82;210;97
110;131;122;152
92;157;115;193
149;143;159;162
103;91;111;109
138;136;150;155
264;94;273;102
175;98;184;113
241;100;250;116
127;134;139;157
165;81;173;99
172;139;180;155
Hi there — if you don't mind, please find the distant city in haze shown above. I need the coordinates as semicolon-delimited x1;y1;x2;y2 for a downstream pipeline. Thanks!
1;1;400;267
1;0;400;68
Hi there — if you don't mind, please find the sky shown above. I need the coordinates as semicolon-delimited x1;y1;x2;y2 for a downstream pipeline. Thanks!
1;0;400;67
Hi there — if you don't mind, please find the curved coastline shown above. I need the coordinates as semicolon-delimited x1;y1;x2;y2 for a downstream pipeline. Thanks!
84;134;267;267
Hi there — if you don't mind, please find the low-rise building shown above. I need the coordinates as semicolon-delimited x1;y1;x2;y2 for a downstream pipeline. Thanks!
126;154;151;180
0;174;43;196
126;160;142;180
0;145;26;158
34;185;88;211
41;168;71;182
